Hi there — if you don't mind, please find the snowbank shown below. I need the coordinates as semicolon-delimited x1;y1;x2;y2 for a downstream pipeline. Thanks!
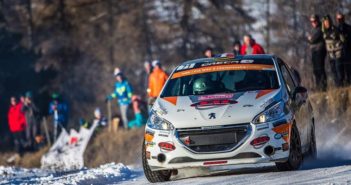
0;163;136;185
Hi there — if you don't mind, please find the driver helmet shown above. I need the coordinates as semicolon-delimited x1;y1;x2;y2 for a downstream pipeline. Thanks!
193;77;215;95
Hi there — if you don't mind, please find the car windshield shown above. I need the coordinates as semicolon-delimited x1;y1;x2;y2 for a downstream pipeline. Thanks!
161;62;279;97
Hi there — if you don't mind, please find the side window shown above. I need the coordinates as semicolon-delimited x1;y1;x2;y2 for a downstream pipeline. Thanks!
279;61;296;95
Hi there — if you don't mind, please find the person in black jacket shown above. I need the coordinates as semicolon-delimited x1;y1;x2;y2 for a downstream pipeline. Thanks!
322;14;345;87
308;14;327;91
336;12;351;84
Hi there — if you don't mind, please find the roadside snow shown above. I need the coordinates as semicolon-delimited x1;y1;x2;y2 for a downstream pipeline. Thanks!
0;163;137;185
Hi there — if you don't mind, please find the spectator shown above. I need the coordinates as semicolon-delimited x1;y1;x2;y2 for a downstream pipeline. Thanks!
107;68;133;129
240;34;265;55
128;95;145;128
203;47;214;58
148;60;168;107
308;14;327;91
322;15;345;87
232;40;241;56
144;61;153;100
336;12;351;84
7;97;26;159
48;93;69;141
21;91;40;148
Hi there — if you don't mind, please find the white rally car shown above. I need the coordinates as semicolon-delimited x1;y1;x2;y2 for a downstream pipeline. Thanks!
142;54;316;183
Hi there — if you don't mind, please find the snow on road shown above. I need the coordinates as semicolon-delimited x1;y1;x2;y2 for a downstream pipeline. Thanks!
1;159;351;185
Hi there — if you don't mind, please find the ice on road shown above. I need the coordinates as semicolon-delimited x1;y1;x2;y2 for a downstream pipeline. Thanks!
2;160;351;185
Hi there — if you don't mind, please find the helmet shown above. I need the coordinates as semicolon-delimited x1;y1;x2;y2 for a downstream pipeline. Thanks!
193;77;215;95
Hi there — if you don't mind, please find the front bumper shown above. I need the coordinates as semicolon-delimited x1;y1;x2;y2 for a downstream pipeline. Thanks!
144;120;291;171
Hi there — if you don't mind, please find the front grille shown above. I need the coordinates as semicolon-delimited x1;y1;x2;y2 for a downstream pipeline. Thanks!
176;123;251;153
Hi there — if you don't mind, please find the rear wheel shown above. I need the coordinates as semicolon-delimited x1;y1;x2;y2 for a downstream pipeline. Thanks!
142;140;171;183
276;124;303;171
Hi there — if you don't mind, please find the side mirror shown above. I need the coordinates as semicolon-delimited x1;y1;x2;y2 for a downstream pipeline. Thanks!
293;86;307;100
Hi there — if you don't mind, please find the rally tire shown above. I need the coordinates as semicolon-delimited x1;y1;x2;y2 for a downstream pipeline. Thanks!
276;124;303;171
142;140;171;183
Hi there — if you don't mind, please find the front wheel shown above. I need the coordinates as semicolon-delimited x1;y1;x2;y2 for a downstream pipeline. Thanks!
142;140;171;183
276;124;303;171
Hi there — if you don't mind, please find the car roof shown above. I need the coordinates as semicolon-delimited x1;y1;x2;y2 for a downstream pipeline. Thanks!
181;54;276;66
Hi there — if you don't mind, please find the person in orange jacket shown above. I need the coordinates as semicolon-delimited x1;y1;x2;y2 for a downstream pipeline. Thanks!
148;60;168;107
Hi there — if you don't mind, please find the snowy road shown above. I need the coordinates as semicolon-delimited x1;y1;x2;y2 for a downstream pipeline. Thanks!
2;159;351;185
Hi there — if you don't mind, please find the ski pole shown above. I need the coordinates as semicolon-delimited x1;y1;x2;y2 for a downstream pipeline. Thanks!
107;100;112;132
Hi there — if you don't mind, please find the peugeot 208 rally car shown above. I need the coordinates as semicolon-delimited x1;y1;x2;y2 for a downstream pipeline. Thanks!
142;54;316;183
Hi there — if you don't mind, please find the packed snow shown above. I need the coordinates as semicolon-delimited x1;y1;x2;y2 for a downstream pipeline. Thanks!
1;159;351;185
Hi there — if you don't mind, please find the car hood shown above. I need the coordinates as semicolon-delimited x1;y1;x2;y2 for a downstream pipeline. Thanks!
153;89;282;128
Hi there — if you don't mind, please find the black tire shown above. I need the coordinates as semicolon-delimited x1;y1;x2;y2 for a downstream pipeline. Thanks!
306;124;317;160
276;124;303;171
142;140;171;183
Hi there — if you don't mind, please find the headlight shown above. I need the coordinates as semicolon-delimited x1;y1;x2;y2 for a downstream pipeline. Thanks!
147;110;174;130
253;101;285;124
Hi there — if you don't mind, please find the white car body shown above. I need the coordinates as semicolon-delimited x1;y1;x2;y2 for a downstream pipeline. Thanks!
143;54;314;175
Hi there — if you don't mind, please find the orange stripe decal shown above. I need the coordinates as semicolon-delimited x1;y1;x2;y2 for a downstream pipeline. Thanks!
272;123;292;143
256;89;275;99
172;64;275;79
163;96;178;106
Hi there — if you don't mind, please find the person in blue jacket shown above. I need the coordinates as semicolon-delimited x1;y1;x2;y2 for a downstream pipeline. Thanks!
48;93;69;140
107;68;133;129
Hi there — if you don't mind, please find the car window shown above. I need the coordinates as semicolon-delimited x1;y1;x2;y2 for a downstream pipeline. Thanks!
279;61;296;95
161;64;279;97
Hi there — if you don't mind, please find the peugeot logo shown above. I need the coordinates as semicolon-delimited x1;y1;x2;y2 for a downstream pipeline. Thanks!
209;113;216;119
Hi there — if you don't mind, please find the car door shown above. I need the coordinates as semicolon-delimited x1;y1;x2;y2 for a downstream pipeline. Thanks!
277;59;310;151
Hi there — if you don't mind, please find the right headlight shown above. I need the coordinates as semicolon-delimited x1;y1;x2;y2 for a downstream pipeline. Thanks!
147;110;174;131
253;101;285;124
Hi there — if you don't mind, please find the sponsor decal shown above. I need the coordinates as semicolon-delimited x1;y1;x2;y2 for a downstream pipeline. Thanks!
243;104;254;107
146;151;151;160
274;133;283;139
256;89;275;99
158;134;169;137
158;142;176;152
146;142;156;148
151;156;157;159
240;59;254;64
171;64;275;79
201;125;223;129
198;93;234;101
176;63;196;71
250;135;270;148
282;143;289;151
203;160;228;165
201;60;239;67
177;109;185;112
162;96;178;106
208;113;216;119
145;130;155;142
272;123;291;143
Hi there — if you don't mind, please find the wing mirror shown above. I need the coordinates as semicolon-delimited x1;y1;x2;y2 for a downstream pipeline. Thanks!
292;86;307;101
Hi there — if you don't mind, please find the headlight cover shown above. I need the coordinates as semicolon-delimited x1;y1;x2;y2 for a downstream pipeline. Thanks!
253;101;285;124
147;110;174;130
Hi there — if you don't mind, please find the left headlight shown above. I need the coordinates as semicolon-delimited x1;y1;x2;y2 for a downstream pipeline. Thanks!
147;110;174;130
253;101;285;124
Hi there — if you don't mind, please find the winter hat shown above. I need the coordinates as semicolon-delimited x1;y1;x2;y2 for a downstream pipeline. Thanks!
25;91;32;98
94;108;101;116
152;60;160;67
310;14;320;22
114;67;123;76
51;92;60;100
